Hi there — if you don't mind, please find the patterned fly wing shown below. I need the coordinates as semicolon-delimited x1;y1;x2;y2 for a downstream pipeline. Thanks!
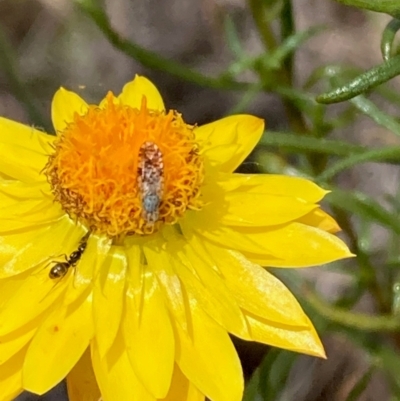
137;141;164;223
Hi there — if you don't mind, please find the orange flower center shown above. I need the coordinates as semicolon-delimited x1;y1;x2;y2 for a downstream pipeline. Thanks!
44;93;204;237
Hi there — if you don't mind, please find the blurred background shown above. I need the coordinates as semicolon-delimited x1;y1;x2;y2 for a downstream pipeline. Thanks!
1;0;400;400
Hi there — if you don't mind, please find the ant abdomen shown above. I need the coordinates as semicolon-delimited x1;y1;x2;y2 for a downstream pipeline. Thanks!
49;262;70;279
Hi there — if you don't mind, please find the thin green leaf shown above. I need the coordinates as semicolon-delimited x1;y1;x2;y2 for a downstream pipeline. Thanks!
228;83;263;114
259;132;367;156
316;72;400;137
350;95;400;136
345;366;374;401
257;349;281;401
348;337;400;395
392;279;400;316
242;367;261;401
280;0;295;77
305;64;360;89
371;344;400;394
76;0;246;90
224;15;245;57
317;147;400;182
326;106;359;130
274;86;316;113
316;54;400;104
260;0;284;23
261;351;297;401
376;84;400;104
304;286;400;332
333;0;400;18
381;18;400;61
263;25;325;70
254;150;312;177
326;189;400;235
228;26;324;79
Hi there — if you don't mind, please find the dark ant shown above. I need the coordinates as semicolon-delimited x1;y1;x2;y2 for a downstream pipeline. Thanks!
49;232;90;279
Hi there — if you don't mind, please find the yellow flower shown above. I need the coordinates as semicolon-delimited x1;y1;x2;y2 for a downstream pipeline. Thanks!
0;76;352;401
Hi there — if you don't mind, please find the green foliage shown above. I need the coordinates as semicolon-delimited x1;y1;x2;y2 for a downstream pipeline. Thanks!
316;55;400;104
333;0;400;18
220;1;400;399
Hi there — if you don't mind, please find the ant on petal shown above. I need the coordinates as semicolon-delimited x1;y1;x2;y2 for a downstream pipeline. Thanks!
49;232;90;279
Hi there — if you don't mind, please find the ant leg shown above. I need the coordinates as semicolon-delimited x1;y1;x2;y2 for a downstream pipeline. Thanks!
38;253;68;275
39;272;70;303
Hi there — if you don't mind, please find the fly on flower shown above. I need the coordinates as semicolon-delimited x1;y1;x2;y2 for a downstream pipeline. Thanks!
137;141;164;226
0;75;352;401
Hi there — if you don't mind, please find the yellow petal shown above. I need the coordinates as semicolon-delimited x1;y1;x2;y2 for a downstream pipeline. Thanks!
190;222;353;267
176;301;243;401
188;235;310;328
124;244;144;320
66;348;101;401
118;75;165;111
216;173;329;203
0;143;49;184
196;115;264;172
145;231;249;339
23;295;93;394
245;311;325;357
297;208;341;233
0;270;30;308
63;234;111;306
0;216;82;278
203;144;239;170
0;198;63;234
51;87;89;133
0;320;37;365
93;246;127;357
123;266;174;398
142;239;188;334
0;345;26;401
202;192;317;227
162;365;205;401
0;116;54;183
91;334;155;401
0;269;66;337
0;223;86;336
0;181;51;207
176;245;249;338
0;116;54;154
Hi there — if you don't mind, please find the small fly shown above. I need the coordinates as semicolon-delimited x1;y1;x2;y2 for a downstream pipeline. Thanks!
137;141;164;224
49;232;90;279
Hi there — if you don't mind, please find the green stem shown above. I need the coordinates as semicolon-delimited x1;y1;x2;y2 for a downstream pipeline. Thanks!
317;147;400;182
332;0;400;19
251;1;389;322
381;18;400;61
248;0;277;50
76;0;245;91
305;286;400;332
248;0;328;175
280;0;295;79
259;131;367;156
248;0;310;137
332;206;390;313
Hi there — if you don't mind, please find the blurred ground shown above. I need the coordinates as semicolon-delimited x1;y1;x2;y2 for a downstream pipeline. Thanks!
0;0;396;400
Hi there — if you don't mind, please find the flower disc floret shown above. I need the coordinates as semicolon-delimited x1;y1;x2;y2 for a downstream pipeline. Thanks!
45;93;204;237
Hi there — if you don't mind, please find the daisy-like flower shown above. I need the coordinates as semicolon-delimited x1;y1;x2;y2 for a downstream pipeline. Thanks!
0;76;352;401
